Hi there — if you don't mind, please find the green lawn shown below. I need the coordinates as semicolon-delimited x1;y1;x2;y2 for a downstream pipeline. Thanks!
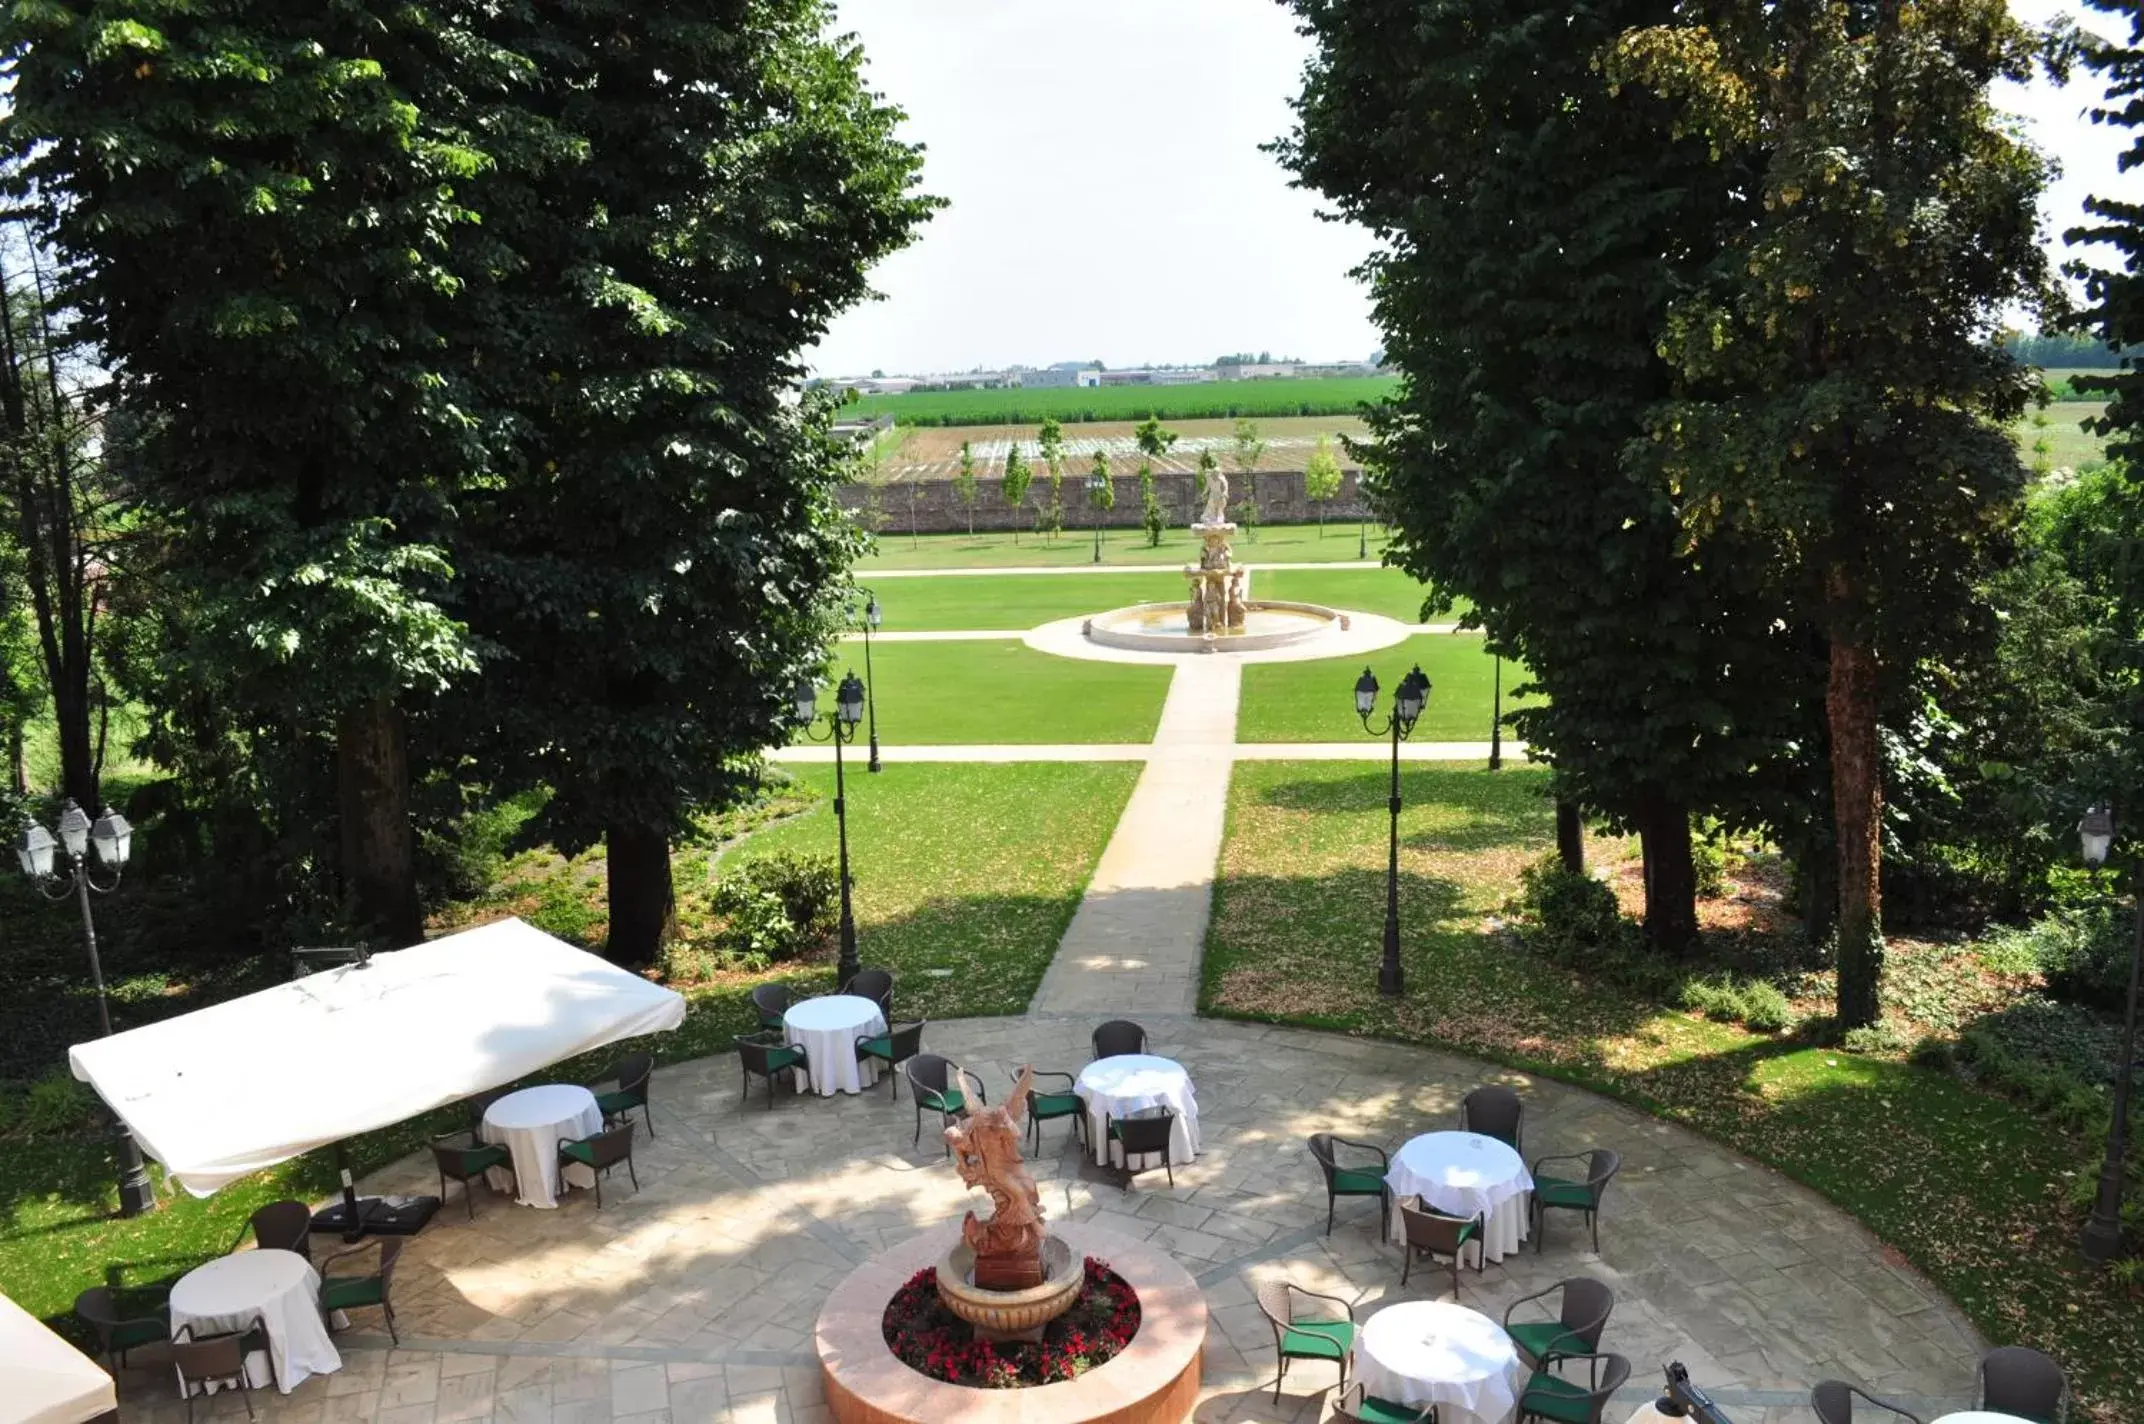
865;566;1440;632
814;640;1172;743
2012;401;2108;471
1238;633;1535;742
1205;762;2143;1420
859;520;1394;572
848;376;1399;426
4;761;1136;1337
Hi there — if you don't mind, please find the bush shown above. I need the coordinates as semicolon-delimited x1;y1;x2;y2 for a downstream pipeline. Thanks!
1514;855;1682;999
1739;980;1792;1032
19;1069;98;1137
1980;903;2134;1010
708;850;841;965
1678;974;1792;1033
1842;1023;1908;1056
1691;834;1728;900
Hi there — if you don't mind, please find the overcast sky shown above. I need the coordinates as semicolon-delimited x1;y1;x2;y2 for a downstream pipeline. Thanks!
808;0;2129;379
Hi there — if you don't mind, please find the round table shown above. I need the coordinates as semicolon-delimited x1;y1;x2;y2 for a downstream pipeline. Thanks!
784;994;889;1096
1386;1131;1533;1262
1930;1415;2041;1424
1355;1299;1521;1424
168;1250;342;1395
482;1084;603;1208
1075;1054;1200;1169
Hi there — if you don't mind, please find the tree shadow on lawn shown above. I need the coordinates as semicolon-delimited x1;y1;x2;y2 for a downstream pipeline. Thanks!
1248;765;1554;855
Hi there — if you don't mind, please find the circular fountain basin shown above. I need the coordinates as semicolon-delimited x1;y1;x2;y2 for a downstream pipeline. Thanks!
1085;600;1346;654
935;1235;1081;1340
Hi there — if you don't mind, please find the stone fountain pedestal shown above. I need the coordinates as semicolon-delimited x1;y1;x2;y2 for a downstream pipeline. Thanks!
1182;521;1248;639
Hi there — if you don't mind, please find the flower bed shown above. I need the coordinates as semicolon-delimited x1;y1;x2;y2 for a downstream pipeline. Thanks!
883;1257;1141;1388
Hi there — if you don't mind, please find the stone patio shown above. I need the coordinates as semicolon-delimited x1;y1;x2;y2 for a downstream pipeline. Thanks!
106;1011;1988;1424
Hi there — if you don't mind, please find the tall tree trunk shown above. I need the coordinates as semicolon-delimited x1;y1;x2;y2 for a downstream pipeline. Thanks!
7;720;25;795
336;695;421;946
48;666;95;808
1828;631;1884;1028
606;822;675;966
1635;788;1698;956
1555;799;1585;875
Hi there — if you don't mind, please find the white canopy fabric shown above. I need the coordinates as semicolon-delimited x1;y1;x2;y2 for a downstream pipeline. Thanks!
0;1290;116;1424
69;918;686;1197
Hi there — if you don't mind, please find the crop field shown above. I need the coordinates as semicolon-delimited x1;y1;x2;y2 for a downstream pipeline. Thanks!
868;415;1369;482
847;376;1396;427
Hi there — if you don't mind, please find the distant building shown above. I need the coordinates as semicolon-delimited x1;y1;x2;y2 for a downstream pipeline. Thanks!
847;377;917;395
1019;367;1101;388
1217;363;1297;381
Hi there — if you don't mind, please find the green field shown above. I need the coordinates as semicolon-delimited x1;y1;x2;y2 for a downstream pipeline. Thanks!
859;521;1393;571
869;567;1441;632
2014;399;2109;470
848;376;1398;427
813;639;1173;743
1237;632;1535;742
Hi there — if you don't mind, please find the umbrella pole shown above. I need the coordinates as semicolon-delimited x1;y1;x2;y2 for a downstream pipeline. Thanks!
336;1142;365;1242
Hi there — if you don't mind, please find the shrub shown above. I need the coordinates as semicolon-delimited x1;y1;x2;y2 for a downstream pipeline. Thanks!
1739;980;1792;1032
1842;1023;1908;1056
20;1069;98;1137
709;850;841;965
1514;855;1684;999
1678;974;1792;1033
1979;904;2133;1010
1691;835;1728;899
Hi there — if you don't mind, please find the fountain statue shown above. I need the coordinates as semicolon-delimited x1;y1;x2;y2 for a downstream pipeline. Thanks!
1201;468;1229;526
934;1065;1083;1339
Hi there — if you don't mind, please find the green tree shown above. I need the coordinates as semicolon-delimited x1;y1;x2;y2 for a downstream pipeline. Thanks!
1610;0;2055;1024
452;0;937;964
3;1;516;944
1280;0;1820;956
1038;414;1066;539
1303;435;1343;535
1134;416;1178;548
953;440;979;535
1001;440;1033;544
1231;418;1266;538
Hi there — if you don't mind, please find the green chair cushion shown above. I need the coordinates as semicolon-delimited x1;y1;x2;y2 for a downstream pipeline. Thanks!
320;1278;383;1311
1507;1320;1580;1363
110;1315;168;1350
560;1139;599;1166
1280;1318;1355;1360
1519;1371;1594;1424
1332;1167;1387;1195
1031;1092;1081;1119
857;1035;893;1060
594;1088;645;1114
1352;1395;1426;1424
921;1088;965;1113
446;1144;510;1174
1536;1177;1596;1209
759;1045;805;1072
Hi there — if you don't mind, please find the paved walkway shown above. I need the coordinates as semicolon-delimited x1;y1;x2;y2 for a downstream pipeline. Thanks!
769;741;1527;763
866;561;1386;578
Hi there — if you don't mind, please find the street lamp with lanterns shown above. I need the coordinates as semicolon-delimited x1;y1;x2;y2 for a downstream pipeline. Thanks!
2076;803;2141;1265
1086;471;1108;564
16;799;157;1216
794;671;868;985
856;589;884;773
1355;664;1433;997
1489;653;1504;772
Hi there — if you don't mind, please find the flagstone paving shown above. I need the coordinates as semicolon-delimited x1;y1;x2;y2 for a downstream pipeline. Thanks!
107;1012;1986;1424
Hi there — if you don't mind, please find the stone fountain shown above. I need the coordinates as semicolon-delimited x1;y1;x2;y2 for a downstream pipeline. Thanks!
934;1065;1083;1340
1083;469;1348;653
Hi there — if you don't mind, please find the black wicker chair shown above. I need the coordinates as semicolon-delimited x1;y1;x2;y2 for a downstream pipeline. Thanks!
841;967;895;1020
73;1286;170;1370
1397;1197;1482;1296
1978;1345;2067;1423
591;1050;655;1136
1810;1380;1925;1423
429;1132;510;1220
556;1122;638;1209
1503;1277;1615;1379
905;1053;983;1152
1106;1107;1176;1188
1459;1085;1523;1152
856;1019;926;1098
749;982;792;1033
1307;1132;1391;1235
1530;1148;1622;1253
1090;1019;1148;1060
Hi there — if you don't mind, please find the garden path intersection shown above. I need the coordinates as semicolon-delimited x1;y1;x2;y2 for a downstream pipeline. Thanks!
99;645;1997;1424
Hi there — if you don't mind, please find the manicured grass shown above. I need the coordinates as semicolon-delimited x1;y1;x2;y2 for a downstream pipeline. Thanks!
1237;633;1536;742
867;566;1439;632
815;640;1172;743
738;762;1138;1015
849;375;1399;426
858;520;1395;571
1204;762;2143;1420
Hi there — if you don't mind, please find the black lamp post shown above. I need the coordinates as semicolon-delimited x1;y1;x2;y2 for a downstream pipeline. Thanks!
2077;804;2141;1265
857;590;883;773
1355;664;1432;997
17;800;158;1216
795;671;868;985
1489;653;1504;772
1087;472;1106;564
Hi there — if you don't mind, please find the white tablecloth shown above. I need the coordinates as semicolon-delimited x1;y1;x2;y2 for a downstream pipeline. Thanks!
1387;1131;1533;1262
1930;1415;2041;1424
1075;1054;1200;1168
482;1084;602;1208
784;995;887;1096
1356;1299;1521;1424
168;1250;341;1395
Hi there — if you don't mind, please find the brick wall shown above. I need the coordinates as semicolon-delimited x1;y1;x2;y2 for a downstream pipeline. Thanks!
841;469;1373;535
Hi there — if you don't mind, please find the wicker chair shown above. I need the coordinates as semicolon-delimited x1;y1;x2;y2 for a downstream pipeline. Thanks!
1530;1148;1622;1253
841;967;895;1019
1255;1278;1355;1405
1978;1345;2067;1423
1106;1107;1176;1188
73;1286;170;1370
856;1019;927;1098
1459;1085;1523;1152
592;1050;654;1136
243;1199;312;1262
1503;1277;1615;1378
1516;1351;1629;1424
1015;1066;1088;1153
170;1322;261;1422
429;1132;510;1220
1090;1019;1148;1060
735;1031;808;1109
319;1238;403;1345
557;1122;638;1208
749;982;792;1033
905;1053;983;1151
1397;1197;1482;1296
1810;1380;1925;1423
1307;1132;1392;1236
1331;1382;1439;1423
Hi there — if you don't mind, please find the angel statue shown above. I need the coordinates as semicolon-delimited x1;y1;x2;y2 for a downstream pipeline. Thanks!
1201;467;1230;525
944;1064;1048;1287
